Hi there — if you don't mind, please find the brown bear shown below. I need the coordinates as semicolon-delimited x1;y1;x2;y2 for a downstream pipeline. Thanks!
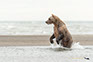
45;14;73;48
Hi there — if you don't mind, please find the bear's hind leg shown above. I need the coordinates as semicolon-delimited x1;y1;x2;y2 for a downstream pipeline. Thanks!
56;34;64;45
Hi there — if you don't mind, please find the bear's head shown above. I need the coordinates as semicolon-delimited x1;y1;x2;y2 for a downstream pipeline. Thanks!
45;14;57;24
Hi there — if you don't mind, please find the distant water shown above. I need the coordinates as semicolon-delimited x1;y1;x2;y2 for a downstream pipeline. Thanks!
0;21;93;35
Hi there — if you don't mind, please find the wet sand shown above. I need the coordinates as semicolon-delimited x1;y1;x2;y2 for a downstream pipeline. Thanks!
0;35;93;46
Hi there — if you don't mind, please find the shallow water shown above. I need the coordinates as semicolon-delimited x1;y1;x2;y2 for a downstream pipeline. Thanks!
0;44;93;62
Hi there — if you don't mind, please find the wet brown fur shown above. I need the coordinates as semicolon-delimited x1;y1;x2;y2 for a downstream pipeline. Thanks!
46;14;73;48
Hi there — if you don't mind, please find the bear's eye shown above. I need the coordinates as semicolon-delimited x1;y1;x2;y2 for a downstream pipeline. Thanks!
49;18;51;20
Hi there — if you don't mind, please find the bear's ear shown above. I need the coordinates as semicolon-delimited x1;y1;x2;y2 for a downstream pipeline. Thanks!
52;14;55;17
52;14;56;19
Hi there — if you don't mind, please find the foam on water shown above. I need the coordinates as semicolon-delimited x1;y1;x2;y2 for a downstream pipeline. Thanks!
71;42;85;49
50;42;85;50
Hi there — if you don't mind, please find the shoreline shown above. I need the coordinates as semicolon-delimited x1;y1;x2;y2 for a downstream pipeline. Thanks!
0;35;93;46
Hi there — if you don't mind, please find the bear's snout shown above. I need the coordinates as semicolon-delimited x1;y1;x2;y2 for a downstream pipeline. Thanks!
45;21;48;24
45;20;53;24
45;21;50;24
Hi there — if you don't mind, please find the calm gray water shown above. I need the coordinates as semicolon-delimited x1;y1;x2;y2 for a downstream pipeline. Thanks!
0;21;93;35
0;45;93;62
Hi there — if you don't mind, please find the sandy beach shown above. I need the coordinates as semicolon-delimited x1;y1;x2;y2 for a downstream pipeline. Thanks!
0;35;93;46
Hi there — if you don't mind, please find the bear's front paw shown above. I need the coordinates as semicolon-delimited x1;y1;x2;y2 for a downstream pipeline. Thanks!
50;44;54;48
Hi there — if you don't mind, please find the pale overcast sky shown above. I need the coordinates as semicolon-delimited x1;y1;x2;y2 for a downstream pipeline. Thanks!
0;0;93;21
